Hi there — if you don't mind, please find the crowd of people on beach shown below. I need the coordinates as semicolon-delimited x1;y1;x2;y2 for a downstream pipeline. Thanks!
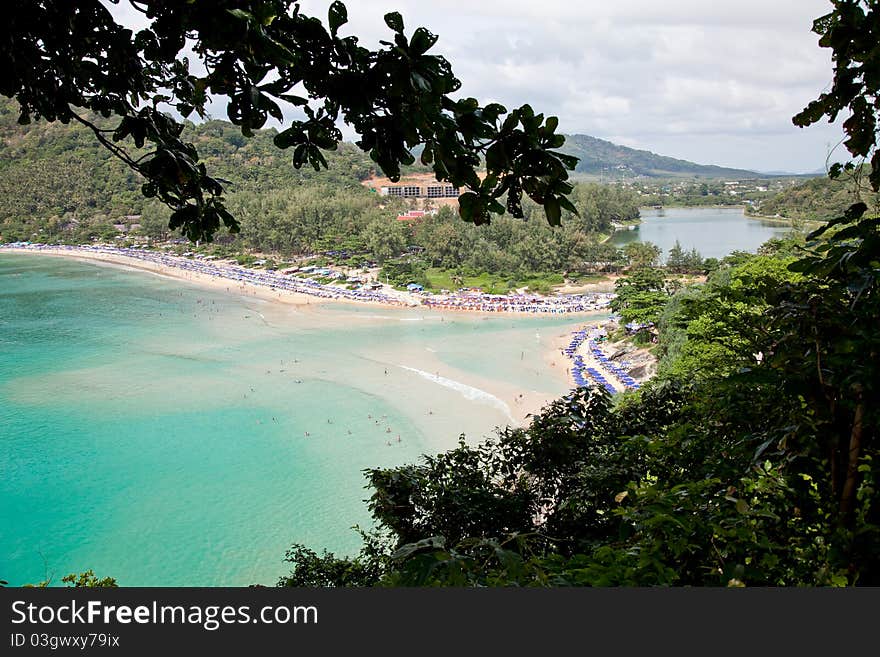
2;243;615;315
422;291;613;314
563;326;641;393
1;243;423;306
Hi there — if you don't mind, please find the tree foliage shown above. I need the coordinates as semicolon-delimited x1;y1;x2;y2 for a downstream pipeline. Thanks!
622;241;661;269
656;247;804;380
754;172;880;222
793;0;880;192
665;240;704;273
0;98;640;280
609;266;670;326
1;0;578;241
24;570;118;588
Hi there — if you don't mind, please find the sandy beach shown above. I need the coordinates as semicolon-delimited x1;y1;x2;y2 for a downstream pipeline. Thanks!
2;247;357;309
2;246;610;429
542;329;621;393
2;246;613;315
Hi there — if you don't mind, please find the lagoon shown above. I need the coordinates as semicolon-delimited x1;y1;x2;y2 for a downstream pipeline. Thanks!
610;207;793;260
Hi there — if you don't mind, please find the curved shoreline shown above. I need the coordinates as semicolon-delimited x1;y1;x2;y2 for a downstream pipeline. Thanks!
1;244;610;426
0;252;609;587
742;211;821;229
0;244;613;316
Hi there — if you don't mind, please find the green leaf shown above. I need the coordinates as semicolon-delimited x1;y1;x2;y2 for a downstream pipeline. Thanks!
420;143;434;165
411;72;430;92
487;199;505;215
558;195;579;216
410;27;438;55
307;145;328;171
278;94;308;106
292;143;308;168
264;98;283;123
458;191;484;224
830;574;849;587
481;103;507;123
554;152;580;169
390;536;445;560
384;12;404;33
485;142;509;171
226;9;254;22
328;1;348;36
544;195;562;227
273;126;305;149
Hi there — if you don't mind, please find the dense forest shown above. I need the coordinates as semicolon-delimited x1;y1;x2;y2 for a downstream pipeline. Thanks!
0;98;643;284
0;98;382;241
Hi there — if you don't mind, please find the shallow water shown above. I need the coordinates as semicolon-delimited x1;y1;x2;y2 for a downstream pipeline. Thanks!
0;254;598;585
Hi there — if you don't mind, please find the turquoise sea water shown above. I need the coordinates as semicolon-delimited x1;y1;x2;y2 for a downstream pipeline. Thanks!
0;254;592;585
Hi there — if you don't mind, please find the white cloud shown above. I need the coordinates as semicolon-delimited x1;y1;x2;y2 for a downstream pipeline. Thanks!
112;0;847;173
299;0;842;172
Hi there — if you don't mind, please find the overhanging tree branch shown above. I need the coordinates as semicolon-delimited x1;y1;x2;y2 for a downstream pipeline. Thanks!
1;0;579;241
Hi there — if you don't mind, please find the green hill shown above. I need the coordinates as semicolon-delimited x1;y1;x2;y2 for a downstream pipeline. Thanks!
560;133;760;179
0;98;383;243
751;173;880;222
0;99;642;281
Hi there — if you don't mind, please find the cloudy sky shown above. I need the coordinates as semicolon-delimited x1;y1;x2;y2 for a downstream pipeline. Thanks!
113;1;845;174
305;0;844;174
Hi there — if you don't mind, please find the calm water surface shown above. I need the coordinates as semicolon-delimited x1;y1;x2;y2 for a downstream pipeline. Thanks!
611;207;793;260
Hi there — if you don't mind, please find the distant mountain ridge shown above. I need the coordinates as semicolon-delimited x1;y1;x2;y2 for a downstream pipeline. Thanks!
559;133;761;179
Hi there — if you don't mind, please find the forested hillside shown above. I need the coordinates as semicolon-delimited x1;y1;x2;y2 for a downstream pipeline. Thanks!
751;172;880;222
0;99;381;242
560;133;759;179
0;99;642;281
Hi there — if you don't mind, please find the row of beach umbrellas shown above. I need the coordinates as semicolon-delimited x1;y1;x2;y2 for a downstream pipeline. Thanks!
563;326;642;394
7;244;614;313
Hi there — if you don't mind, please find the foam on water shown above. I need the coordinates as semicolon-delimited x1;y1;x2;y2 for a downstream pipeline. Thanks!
398;365;516;423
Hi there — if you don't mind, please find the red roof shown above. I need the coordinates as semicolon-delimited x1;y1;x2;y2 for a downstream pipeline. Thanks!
396;211;427;222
